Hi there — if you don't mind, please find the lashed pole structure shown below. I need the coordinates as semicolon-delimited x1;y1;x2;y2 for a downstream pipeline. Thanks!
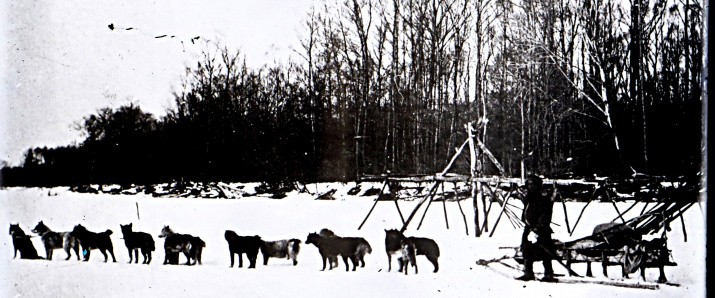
402;122;502;235
398;135;472;234
358;121;521;237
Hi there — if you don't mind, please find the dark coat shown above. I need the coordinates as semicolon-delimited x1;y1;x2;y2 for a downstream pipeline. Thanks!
520;192;555;261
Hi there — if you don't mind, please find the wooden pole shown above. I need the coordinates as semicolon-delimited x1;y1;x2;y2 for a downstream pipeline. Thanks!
456;198;469;235
482;184;522;231
473;136;507;176
394;198;406;225
467;123;481;237
483;184;492;233
679;212;687;242
417;182;441;230
604;188;626;223
611;200;640;222
441;183;449;229
358;175;391;230
644;202;663;216
440;138;470;175
569;184;601;236
389;179;406;225
569;200;593;236
489;191;513;237
400;182;441;233
559;190;571;234
639;201;650;215
481;182;509;233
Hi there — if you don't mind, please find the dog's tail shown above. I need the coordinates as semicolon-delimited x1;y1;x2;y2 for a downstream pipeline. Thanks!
103;230;113;236
149;238;156;251
358;240;372;254
194;237;206;248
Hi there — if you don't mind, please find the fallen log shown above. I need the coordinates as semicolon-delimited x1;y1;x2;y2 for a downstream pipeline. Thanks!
315;189;337;200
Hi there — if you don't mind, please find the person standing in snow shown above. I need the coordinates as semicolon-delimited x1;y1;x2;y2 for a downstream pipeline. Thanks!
516;175;557;282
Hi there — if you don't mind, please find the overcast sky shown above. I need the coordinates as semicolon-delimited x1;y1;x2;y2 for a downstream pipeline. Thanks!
1;0;317;166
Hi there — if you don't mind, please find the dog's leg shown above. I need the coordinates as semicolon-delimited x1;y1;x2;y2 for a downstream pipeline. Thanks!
351;255;359;271
84;249;91;261
658;266;668;283
142;249;148;264
342;255;350;272
73;242;80;261
397;257;404;272
320;255;327;271
182;250;191;265
64;242;71;260
238;253;244;268
427;255;439;273
100;249;109;262
404;257;409;275
127;248;133;263
134;249;139;264
263;252;269;266
109;245;116;263
387;253;392;272
248;252;257;269
229;252;235;267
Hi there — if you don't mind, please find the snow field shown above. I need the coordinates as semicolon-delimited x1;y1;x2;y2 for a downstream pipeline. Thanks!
0;184;705;297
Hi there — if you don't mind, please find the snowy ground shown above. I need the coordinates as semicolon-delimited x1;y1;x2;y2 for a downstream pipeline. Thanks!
0;183;706;297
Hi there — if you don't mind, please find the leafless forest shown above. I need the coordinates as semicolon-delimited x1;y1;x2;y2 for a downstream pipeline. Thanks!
2;0;704;187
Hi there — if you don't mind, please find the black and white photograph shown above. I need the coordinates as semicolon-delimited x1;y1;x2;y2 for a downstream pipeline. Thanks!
1;0;707;297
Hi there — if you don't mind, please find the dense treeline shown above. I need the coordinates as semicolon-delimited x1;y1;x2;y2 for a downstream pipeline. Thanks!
1;0;703;187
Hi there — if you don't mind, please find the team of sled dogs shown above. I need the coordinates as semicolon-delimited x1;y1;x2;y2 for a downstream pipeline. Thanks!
9;222;439;274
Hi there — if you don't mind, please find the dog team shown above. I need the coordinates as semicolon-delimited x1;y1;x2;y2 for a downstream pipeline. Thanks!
9;222;439;274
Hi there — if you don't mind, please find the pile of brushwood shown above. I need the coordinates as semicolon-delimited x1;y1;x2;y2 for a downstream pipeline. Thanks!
70;181;248;199
69;180;310;199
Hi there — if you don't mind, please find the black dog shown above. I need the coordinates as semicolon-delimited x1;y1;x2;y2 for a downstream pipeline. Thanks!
158;226;204;265
384;229;439;274
120;223;155;264
31;221;80;261
261;239;301;266
70;224;117;263
188;236;205;265
305;231;372;271
323;229;372;269
224;230;262;268
319;228;339;267
9;224;42;260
